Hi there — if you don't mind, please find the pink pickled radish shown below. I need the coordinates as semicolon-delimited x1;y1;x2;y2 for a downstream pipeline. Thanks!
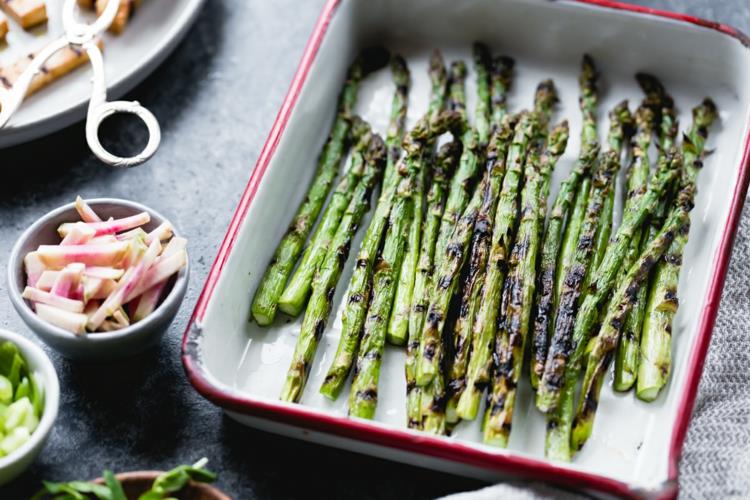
25;196;187;333
160;237;187;260
130;238;187;320
24;252;46;288
113;308;130;328
133;282;166;322
120;238;148;269
75;196;102;223
83;277;118;302
99;321;121;332
71;283;84;301
88;239;161;330
57;212;150;238
50;263;84;298
147;222;174;243
35;304;88;335
22;287;84;313
84;300;100;319
35;271;59;291
37;242;129;268
60;223;96;246
84;266;125;280
116;228;148;242
89;235;118;245
124;250;186;303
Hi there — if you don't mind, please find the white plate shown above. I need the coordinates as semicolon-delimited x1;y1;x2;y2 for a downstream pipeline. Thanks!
182;0;750;497
0;0;204;148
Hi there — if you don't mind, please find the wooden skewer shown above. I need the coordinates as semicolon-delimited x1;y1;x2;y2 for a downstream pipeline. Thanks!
0;39;105;97
0;0;47;29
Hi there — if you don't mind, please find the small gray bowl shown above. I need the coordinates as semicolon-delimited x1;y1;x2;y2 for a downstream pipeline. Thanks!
7;198;189;360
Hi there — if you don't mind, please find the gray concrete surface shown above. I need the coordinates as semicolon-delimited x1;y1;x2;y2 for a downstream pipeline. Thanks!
0;1;746;498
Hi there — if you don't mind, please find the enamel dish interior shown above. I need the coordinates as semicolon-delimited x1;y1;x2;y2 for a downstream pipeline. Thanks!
189;0;750;491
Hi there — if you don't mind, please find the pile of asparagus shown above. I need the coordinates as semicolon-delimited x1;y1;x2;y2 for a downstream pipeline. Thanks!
249;44;718;459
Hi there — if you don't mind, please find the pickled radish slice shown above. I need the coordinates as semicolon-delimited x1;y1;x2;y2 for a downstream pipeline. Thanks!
22;197;187;334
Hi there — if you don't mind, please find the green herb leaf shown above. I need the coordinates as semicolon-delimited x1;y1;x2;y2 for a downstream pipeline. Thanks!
36;479;113;500
138;462;217;499
7;354;25;388
30;372;45;418
0;342;20;377
37;481;87;499
66;481;113;499
183;466;217;483
15;376;30;402
145;468;190;496
104;470;126;500
0;375;12;405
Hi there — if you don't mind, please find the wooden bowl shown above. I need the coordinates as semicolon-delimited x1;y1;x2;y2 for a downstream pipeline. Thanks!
94;471;230;500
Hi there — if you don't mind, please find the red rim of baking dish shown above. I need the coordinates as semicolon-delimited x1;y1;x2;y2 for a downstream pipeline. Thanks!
181;1;750;498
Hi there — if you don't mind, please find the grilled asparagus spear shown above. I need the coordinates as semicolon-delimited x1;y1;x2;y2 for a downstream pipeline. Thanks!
540;151;618;459
251;52;378;325
281;136;387;402
405;141;461;427
612;105;657;391
473;42;493;148
444;118;516;425
388;55;449;347
530;56;600;391
490;56;515;132
483;122;569;446
319;56;416;399
384;56;412;191
571;185;695;450
591;102;634;270
417;60;502;430
415;58;485;387
538;153;681;460
279;118;374;316
553;56;600;304
446;80;557;423
637;99;718;402
455;112;538;421
613;75;677;391
419;174;486;433
348;112;460;418
529;148;600;390
433;62;478;270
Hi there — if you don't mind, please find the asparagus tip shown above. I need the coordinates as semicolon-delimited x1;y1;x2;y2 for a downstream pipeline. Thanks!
547;120;570;155
635;105;657;128
357;46;391;75
535;79;560;108
429;49;446;77
695;98;719;128
390;54;411;88
493;55;515;73
635;72;674;115
635;72;665;97
472;41;491;65
449;60;468;80
366;133;387;163
581;54;598;81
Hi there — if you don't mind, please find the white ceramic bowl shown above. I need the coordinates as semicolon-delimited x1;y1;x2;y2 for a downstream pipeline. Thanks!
7;199;189;360
0;329;59;486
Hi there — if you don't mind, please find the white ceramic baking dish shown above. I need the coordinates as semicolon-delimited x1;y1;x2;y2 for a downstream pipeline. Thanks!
182;1;750;497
